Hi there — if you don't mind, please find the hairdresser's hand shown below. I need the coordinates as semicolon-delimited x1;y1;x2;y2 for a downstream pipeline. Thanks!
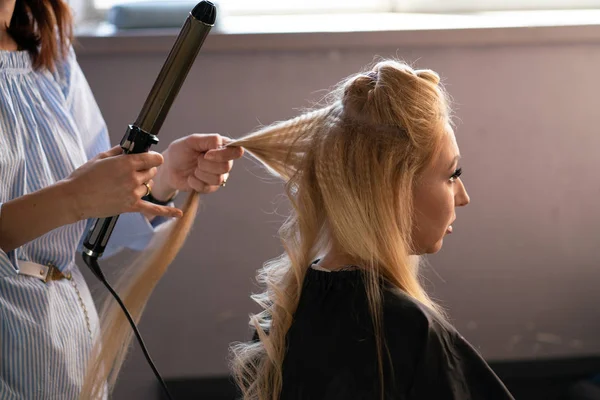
64;146;184;220
152;134;244;198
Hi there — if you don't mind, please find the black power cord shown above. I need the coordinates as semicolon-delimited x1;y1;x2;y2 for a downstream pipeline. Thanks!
83;253;174;400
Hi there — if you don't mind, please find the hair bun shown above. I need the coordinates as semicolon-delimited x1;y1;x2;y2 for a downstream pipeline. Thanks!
415;69;440;85
341;72;378;124
336;60;447;132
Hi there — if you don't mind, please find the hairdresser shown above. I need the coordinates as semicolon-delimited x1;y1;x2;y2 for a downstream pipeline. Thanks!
0;0;243;398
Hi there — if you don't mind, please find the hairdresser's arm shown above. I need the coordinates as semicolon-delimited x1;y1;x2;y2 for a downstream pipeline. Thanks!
0;148;181;253
0;182;81;253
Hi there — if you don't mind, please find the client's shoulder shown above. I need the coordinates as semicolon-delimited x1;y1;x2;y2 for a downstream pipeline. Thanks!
381;286;456;341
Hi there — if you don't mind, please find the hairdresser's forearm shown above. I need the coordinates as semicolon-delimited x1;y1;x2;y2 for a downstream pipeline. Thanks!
0;181;79;252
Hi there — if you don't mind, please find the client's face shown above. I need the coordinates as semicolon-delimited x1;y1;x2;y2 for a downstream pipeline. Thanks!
411;125;470;254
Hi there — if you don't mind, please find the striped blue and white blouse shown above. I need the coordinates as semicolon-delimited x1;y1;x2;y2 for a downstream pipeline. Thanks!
0;47;166;399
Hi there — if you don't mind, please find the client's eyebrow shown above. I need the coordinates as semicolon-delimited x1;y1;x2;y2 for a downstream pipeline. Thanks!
448;155;461;170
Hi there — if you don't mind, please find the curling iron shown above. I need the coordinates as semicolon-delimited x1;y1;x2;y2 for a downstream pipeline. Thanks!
81;2;216;398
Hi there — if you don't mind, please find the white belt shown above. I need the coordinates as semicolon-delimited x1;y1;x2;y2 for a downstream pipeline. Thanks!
17;261;72;283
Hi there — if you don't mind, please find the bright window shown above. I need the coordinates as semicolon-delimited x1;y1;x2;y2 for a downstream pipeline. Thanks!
93;0;392;14
91;0;600;14
71;0;600;28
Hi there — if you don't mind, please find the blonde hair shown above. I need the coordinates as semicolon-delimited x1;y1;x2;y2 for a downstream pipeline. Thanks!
79;59;451;399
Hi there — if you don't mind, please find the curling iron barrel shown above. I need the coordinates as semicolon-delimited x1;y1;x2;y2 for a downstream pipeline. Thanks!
82;1;217;259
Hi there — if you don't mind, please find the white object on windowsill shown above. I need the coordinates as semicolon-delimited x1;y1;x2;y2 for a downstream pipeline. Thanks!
106;1;224;31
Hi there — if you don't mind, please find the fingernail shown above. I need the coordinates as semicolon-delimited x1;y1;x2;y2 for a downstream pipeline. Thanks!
204;151;215;160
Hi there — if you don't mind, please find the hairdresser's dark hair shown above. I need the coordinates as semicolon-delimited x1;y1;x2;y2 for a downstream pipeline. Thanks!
7;0;73;71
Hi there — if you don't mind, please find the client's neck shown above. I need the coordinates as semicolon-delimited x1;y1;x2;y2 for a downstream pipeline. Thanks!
316;247;363;271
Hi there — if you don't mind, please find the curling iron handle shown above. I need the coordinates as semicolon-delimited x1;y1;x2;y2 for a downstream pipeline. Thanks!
82;124;159;259
82;216;120;258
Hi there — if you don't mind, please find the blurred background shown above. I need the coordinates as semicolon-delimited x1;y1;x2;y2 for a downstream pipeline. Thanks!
70;1;600;398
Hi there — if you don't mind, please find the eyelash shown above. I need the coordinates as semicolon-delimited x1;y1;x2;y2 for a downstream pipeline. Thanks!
450;167;462;182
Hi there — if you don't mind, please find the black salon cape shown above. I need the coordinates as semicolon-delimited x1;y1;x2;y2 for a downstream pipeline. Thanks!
256;268;515;400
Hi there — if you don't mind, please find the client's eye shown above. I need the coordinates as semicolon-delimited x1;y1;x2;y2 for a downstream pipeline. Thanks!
449;167;462;182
